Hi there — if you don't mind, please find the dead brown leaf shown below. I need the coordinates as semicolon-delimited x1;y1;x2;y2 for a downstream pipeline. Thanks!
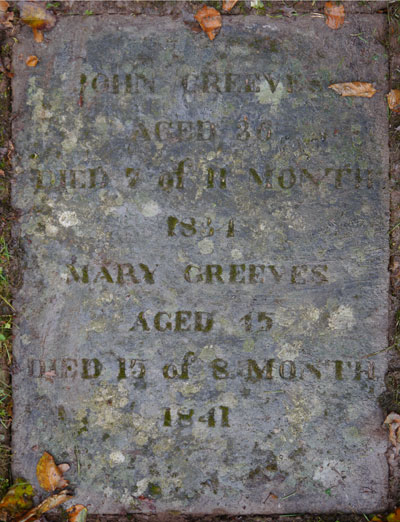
15;490;72;522
0;480;34;518
0;1;13;29
328;82;376;98
36;452;69;492
384;412;400;449
324;2;345;30
223;0;239;11
19;1;56;36
194;5;221;41
388;508;400;522
67;504;88;522
388;89;400;113
25;55;38;67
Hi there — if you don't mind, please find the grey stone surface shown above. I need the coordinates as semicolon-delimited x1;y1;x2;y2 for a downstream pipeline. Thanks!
11;13;389;515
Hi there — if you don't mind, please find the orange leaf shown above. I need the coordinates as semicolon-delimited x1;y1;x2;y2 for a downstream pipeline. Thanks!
388;89;400;113
36;452;69;492
324;2;345;30
384;412;400;447
25;56;38;68
67;504;88;522
328;82;376;98
388;509;400;522
20;1;56;31
194;5;221;41
0;1;9;13
32;28;43;43
15;490;72;522
223;0;239;11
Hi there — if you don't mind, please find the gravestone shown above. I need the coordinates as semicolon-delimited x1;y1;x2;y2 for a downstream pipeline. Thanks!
11;12;390;515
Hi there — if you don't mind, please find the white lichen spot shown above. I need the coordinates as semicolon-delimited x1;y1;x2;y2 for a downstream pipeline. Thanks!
256;81;286;108
328;305;356;330
45;224;59;236
313;460;346;488
243;338;255;352
109;451;125;465
177;250;188;263
305;306;320;322
179;382;203;397
120;489;138;508
135;433;149;446
58;211;79;227
199;344;217;362
215;381;226;391
103;487;113;498
231;248;243;260
136;478;148;496
277;341;301;360
27;79;52;134
219;392;238;407
198;238;214;254
141;200;160;217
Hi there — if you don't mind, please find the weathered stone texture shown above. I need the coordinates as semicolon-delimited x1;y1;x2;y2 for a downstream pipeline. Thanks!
11;14;389;515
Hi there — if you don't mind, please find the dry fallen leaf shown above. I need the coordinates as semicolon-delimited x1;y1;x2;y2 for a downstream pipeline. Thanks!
15;490;72;522
0;479;34;517
194;5;221;41
388;89;400;113
67;504;88;522
324;2;345;30
388;508;400;522
328;82;377;98
58;463;71;474
384;412;400;449
36;452;69;492
223;0;239;11
26;55;38;67
0;0;13;29
19;1;56;41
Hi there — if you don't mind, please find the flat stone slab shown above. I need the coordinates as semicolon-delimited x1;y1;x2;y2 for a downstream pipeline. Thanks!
11;13;389;515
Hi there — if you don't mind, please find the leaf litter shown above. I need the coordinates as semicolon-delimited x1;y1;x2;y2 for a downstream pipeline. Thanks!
36;452;69;492
222;0;239;12
324;1;345;30
384;412;400;450
25;56;38;68
67;504;88;522
194;5;221;41
388;89;400;113
18;1;56;42
0;1;13;29
329;82;377;98
0;452;86;522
